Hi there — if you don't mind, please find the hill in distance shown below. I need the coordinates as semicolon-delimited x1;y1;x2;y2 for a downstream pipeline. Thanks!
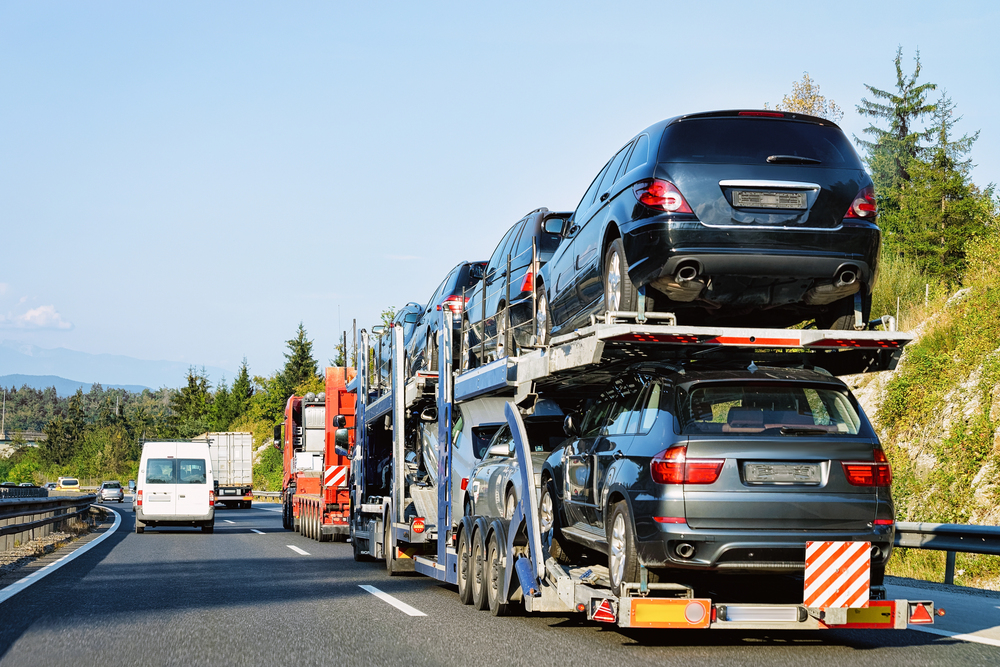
0;374;150;398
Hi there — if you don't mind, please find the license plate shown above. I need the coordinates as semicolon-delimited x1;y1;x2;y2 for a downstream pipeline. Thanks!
733;190;807;209
223;489;236;495
744;462;820;484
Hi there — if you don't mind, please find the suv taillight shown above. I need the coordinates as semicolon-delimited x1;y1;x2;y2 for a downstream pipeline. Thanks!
520;270;534;293
845;185;877;219
842;448;892;487
438;295;468;313
632;179;693;213
650;445;724;485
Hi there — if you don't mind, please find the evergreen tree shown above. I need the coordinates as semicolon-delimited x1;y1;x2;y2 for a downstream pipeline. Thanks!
169;368;212;437
282;323;319;391
41;416;71;465
209;377;234;431
230;358;253;418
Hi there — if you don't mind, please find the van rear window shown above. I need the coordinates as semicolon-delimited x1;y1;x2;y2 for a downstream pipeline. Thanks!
146;459;208;484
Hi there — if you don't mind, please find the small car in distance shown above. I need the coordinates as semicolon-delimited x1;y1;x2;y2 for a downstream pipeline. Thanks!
56;477;81;492
98;480;125;503
44;482;58;491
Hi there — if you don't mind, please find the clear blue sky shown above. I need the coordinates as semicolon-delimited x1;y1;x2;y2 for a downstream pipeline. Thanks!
2;1;997;386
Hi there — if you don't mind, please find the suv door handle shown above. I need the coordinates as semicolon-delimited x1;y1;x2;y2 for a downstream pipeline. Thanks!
600;192;610;202
613;450;624;460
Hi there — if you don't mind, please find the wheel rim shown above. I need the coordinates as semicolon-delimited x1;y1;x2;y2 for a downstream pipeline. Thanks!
535;293;548;341
488;544;499;602
539;489;554;534
505;493;516;520
609;513;626;586
458;535;468;587
474;541;484;589
606;251;622;312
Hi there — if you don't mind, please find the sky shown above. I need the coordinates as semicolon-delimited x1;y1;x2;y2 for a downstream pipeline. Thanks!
2;1;998;387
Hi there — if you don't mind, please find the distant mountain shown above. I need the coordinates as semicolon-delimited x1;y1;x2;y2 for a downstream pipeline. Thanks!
0;340;235;391
0;374;150;397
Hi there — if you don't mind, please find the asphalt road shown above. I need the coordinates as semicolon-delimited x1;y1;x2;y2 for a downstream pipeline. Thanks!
1;502;998;667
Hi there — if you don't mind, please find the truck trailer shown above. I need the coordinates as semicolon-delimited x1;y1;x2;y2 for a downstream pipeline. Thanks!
203;432;254;509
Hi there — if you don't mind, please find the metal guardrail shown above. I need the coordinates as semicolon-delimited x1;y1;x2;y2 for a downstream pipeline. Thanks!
0;494;97;538
252;491;281;500
0;487;48;499
895;521;1000;585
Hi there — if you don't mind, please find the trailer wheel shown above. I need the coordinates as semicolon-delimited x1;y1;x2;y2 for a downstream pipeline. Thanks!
457;528;473;605
385;520;402;576
486;530;510;616
470;528;489;610
540;481;579;564
608;501;640;597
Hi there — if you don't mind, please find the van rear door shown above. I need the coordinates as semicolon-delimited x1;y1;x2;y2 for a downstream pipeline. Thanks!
144;446;178;515
175;443;210;516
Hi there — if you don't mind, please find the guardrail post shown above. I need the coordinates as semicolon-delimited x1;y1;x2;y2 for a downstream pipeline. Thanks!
944;551;956;585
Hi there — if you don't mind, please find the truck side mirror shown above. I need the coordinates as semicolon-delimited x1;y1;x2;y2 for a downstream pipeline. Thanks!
563;414;581;438
273;425;283;451
333;414;346;428
335;428;350;448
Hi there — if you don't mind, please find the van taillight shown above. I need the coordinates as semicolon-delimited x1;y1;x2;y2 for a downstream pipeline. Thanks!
137;490;143;507
209;490;215;507
842;449;892;487
650;446;724;485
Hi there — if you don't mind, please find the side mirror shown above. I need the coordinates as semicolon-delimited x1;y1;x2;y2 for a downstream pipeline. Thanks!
563;414;581;438
420;407;437;422
561;217;575;237
372;324;386;335
404;313;419;324
469;263;485;280
487;443;511;458
273;424;283;451
333;414;346;428
543;216;567;234
335;428;350;448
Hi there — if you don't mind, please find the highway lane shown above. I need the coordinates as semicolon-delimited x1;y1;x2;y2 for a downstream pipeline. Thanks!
1;502;998;666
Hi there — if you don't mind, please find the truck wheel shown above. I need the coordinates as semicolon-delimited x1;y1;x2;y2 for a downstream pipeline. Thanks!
318;513;330;542
353;532;365;561
281;496;291;530
135;519;145;534
471;528;489;610
486;530;510;616
540;481;579;564
604;238;636;314
608;501;640;597
385;521;402;576
457;528;473;605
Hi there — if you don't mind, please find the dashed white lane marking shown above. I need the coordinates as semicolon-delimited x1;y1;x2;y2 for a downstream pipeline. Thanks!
359;585;427;617
911;626;1000;649
251;529;265;534
223;520;236;524
287;545;310;555
0;506;122;606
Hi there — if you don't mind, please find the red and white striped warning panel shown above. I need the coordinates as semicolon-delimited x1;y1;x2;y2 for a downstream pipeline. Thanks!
804;541;870;608
325;465;348;488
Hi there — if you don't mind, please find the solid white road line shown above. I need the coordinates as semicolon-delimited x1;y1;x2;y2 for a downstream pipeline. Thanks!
359;585;427;617
251;529;265;534
910;625;1000;649
259;508;282;513
0;505;122;606
287;545;310;555
223;520;235;524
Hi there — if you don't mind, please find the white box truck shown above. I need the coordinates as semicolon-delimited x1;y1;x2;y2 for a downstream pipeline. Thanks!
203;432;254;509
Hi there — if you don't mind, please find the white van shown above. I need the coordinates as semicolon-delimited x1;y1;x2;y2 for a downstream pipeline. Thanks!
135;441;215;534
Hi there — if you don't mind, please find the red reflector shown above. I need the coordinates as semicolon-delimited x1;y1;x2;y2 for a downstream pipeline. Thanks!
520;270;534;293
632;179;693;213
608;333;703;344
874;519;894;526
412;517;425;534
739;111;784;117
593;599;616;623
653;517;686;524
808;339;901;349
460;478;469;491
909;603;934;624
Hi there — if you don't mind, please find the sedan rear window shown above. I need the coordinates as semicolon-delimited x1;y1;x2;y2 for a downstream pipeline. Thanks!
659;118;863;168
676;383;862;435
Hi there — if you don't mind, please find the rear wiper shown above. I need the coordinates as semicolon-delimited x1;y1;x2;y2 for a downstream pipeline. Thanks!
780;426;829;436
767;155;821;164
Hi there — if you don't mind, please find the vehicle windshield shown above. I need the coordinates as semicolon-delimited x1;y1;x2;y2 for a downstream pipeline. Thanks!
103;482;121;489
659;118;863;168
61;479;79;486
676;382;862;435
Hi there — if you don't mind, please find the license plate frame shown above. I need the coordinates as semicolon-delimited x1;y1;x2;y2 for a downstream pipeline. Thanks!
733;190;807;209
744;462;821;485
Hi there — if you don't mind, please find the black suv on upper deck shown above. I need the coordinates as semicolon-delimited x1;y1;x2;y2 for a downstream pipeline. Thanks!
539;363;893;599
534;110;880;341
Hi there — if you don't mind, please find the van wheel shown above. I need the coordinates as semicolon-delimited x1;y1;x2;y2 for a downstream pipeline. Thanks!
604;238;636;314
461;318;477;370
202;524;214;533
135;519;145;534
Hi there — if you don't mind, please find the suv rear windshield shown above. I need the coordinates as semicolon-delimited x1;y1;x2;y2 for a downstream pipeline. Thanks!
103;482;121;489
659;118;863;168
676;382;862;436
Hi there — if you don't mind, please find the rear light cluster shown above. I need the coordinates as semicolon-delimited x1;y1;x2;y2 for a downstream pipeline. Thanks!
633;179;693;213
437;295;468;313
651;445;724;485
845;185;877;219
520;270;534;293
137;490;143;507
842;449;892;487
209;490;215;507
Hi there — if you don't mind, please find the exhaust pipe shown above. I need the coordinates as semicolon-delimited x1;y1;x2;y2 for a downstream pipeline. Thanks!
676;263;699;283
675;542;696;559
835;268;858;288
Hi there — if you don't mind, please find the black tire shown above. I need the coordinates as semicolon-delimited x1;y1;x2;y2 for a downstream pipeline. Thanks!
281;495;292;530
604;238;637;314
539;481;580;565
202;524;214;534
818;292;872;330
486;530;510;616
457;528;474;605
534;284;550;346
385;520;402;576
135;519;145;534
607;501;642;597
470;528;489;610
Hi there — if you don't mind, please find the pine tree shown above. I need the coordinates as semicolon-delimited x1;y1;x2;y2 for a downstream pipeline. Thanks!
282;323;319;392
230;358;253;419
169;368;212;437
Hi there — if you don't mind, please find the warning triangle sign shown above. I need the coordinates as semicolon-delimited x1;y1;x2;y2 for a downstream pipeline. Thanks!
593;599;616;623
909;603;933;624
